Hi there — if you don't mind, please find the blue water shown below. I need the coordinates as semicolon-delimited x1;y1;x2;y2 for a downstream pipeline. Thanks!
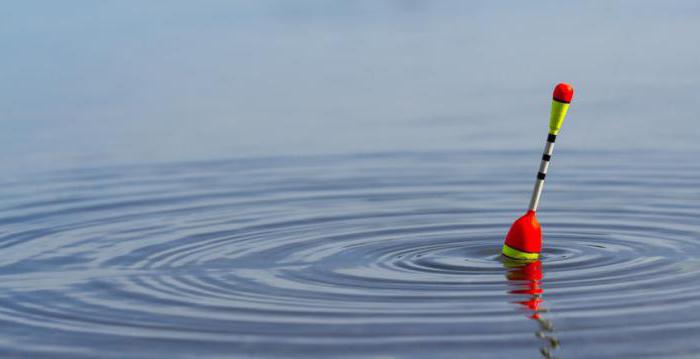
2;1;700;358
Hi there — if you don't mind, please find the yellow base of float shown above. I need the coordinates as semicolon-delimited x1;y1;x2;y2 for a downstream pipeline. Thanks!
501;244;540;261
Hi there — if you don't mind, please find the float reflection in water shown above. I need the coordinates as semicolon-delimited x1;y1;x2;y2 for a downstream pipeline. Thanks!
504;259;560;359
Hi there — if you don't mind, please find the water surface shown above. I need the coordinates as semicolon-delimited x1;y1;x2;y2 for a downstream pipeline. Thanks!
1;151;700;357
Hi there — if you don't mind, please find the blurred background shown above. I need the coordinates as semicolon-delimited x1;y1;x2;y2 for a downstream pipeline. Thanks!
2;0;699;174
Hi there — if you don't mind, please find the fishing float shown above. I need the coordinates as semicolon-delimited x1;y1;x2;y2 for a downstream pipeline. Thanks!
502;83;574;261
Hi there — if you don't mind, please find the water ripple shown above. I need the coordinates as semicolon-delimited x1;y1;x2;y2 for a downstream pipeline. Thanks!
0;151;699;358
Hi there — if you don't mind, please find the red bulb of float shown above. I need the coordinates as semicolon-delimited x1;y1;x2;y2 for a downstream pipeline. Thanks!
504;210;542;255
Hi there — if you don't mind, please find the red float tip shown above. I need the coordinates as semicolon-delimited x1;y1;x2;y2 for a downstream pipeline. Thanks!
553;83;574;103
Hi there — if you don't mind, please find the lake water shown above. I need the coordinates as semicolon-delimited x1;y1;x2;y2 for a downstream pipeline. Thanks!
1;1;700;358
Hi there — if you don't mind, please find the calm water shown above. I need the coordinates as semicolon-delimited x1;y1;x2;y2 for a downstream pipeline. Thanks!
2;1;700;358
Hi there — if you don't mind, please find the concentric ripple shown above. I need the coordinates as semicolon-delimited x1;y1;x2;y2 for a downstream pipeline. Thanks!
0;151;699;358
